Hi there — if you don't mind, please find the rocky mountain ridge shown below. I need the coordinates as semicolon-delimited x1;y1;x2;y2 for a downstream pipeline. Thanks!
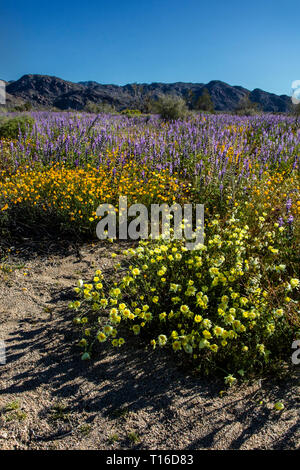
2;74;292;112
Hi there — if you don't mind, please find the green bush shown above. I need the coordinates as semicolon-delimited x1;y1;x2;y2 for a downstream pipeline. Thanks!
195;88;215;112
292;103;300;115
13;101;33;112
70;205;299;382
84;101;116;114
121;109;142;116
0;115;35;139
154;95;188;121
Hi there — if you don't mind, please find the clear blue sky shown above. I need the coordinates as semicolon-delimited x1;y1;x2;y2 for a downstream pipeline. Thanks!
1;0;299;95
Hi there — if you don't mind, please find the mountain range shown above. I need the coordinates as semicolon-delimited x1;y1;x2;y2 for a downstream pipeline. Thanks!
1;74;292;113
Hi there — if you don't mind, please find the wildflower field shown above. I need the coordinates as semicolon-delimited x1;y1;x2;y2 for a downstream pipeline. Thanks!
0;111;299;384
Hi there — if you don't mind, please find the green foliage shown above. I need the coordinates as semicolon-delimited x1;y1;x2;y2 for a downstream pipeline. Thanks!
292;103;300;115
185;90;195;110
49;402;70;422
108;433;119;443
153;95;188;121
128;431;140;443
79;424;92;436
235;95;260;116
3;401;27;422
121;109;142;117
195;88;215;112
13;101;33;112
140;93;157;113
84;101;116;114
0;114;35;139
5;400;20;411
5;410;27;422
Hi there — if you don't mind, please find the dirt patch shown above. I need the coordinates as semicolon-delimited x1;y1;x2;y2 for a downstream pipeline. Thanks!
0;241;299;450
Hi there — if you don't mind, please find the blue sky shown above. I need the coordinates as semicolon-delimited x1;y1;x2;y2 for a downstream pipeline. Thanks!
1;0;299;95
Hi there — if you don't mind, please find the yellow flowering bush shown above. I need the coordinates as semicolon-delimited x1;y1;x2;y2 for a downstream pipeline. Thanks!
71;204;299;379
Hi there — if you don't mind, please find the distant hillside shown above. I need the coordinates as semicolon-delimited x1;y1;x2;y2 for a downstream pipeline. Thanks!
4;74;292;113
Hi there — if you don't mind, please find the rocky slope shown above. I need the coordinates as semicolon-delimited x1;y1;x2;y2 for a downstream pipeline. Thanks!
4;74;292;112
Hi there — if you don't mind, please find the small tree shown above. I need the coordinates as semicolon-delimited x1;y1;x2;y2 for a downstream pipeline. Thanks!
292;103;300;115
84;101;116;114
195;88;214;112
185;89;195;109
235;95;260;116
154;95;187;121
0;115;35;139
13;101;32;112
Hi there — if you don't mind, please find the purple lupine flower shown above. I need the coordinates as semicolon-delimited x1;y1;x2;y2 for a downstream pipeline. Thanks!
286;198;292;213
278;217;284;227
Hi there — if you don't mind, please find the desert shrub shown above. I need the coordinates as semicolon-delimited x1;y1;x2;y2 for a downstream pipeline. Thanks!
154;95;188;121
70;204;299;381
121;109;142;117
13;101;33;112
195;88;215;112
0;115;35;139
0;161;190;237
292;103;300;116
84;101;116;114
234;95;260;116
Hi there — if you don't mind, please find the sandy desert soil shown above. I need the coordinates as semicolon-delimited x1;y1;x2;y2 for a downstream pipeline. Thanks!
0;239;299;450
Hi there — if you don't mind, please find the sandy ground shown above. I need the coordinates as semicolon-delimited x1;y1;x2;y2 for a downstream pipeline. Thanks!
0;239;299;450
